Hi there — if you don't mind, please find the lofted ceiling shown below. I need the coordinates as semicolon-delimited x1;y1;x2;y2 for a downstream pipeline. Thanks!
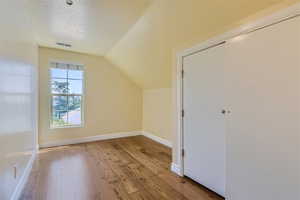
34;0;152;55
107;0;300;89
33;0;300;89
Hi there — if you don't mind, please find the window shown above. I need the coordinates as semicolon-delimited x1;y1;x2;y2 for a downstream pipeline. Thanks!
49;62;84;128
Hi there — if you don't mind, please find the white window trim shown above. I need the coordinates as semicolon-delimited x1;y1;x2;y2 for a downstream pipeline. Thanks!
48;61;85;129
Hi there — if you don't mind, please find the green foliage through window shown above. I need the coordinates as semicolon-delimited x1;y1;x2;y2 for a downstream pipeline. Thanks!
50;66;83;128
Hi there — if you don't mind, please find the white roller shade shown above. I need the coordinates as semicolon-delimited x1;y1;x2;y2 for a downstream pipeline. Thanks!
50;62;84;71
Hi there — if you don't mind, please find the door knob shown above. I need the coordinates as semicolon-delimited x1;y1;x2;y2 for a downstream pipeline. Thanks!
222;109;231;114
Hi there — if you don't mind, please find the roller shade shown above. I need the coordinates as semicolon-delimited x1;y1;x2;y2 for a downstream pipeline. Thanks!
50;62;84;71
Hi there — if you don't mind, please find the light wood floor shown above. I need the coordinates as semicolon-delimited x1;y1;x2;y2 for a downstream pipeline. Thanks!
20;136;223;200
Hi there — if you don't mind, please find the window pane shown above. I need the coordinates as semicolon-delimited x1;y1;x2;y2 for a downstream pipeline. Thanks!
67;96;82;125
68;79;82;94
52;96;67;111
68;70;83;79
52;96;68;127
51;79;68;94
52;111;68;127
51;68;67;78
49;63;84;128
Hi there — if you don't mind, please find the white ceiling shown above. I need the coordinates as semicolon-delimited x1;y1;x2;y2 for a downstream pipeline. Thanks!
34;0;152;55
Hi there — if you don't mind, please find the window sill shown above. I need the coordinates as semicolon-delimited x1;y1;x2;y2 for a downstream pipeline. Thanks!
50;125;84;129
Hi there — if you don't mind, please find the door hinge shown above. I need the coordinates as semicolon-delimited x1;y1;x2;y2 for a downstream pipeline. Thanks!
182;149;185;157
181;70;184;78
181;110;185;117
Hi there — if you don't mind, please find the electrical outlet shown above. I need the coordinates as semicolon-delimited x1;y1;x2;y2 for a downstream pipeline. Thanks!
13;166;17;179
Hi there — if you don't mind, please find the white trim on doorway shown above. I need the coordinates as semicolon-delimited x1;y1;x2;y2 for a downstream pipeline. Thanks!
171;163;182;175
174;2;300;178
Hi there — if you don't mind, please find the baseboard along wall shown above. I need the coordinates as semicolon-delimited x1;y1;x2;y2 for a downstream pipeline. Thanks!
142;131;172;148
39;131;173;149
10;152;36;200
39;131;141;148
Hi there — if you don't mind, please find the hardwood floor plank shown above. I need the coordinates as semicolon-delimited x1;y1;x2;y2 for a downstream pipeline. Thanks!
94;142;143;195
158;172;222;200
115;138;168;175
20;136;224;200
129;190;156;200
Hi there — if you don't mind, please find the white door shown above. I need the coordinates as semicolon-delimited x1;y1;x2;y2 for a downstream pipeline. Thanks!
225;16;300;200
183;43;226;196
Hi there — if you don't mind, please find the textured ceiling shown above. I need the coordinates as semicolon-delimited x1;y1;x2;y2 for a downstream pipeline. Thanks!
34;0;152;55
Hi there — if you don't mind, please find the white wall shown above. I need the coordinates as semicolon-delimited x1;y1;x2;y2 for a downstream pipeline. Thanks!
0;1;38;199
143;88;172;142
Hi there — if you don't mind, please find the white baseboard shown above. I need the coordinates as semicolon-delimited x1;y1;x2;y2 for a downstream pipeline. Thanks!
40;131;173;149
39;131;142;148
171;162;182;176
142;131;172;148
10;151;36;200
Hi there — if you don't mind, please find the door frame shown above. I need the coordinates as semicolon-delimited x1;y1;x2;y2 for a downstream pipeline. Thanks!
172;3;300;177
